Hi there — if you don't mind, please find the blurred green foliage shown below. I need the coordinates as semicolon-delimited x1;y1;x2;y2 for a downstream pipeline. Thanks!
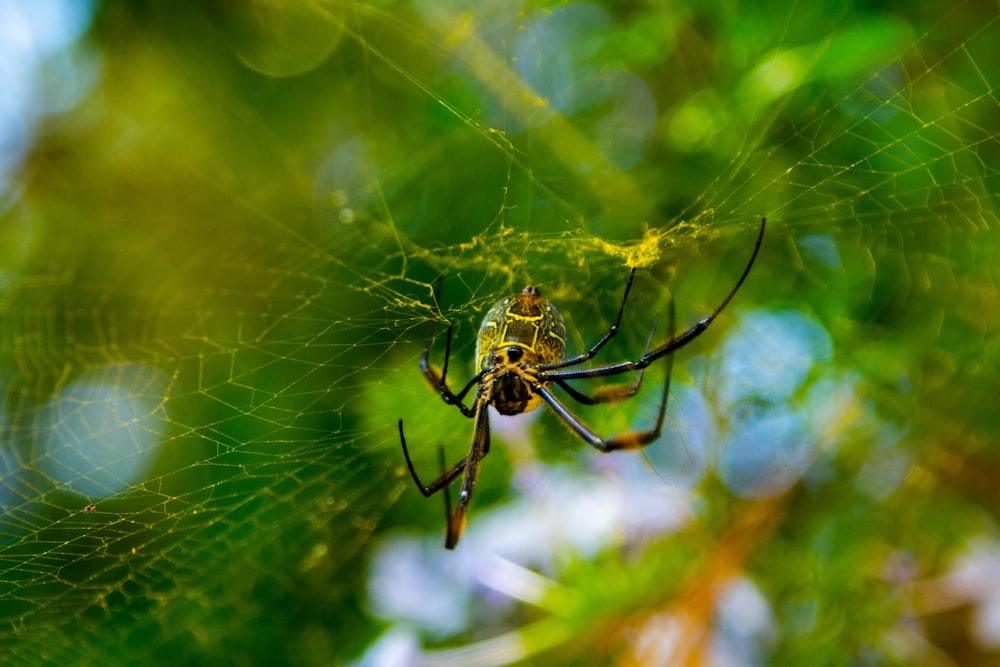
1;0;999;665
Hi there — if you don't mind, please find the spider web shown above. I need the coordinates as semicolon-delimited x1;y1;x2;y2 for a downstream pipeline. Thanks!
1;1;998;664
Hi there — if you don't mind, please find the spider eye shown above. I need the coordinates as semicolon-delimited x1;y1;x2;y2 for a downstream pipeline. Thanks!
507;347;523;362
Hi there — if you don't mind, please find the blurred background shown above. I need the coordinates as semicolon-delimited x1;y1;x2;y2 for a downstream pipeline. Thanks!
1;0;998;665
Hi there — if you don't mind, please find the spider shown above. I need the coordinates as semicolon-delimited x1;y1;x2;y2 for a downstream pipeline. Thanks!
398;218;765;549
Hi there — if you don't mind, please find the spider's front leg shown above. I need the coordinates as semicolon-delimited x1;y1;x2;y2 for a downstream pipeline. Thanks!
540;217;765;383
535;268;639;372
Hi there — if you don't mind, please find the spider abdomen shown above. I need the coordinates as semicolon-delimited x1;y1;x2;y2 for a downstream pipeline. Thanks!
475;284;567;373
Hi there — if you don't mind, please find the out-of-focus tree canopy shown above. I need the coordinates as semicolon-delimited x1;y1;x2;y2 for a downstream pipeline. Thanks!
1;1;998;665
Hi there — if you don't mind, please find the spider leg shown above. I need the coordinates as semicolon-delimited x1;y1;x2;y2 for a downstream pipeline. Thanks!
535;268;638;371
420;278;479;416
535;300;674;452
398;419;469;495
398;399;491;549
437;445;454;542
445;398;491;549
540;217;765;382
554;311;660;405
556;378;641;405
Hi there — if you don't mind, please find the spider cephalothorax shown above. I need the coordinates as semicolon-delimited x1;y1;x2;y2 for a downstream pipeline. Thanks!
399;218;766;549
